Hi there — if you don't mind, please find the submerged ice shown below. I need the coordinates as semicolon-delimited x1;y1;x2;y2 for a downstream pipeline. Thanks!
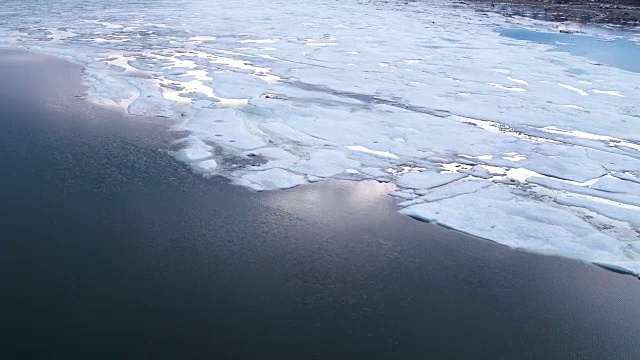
1;0;639;275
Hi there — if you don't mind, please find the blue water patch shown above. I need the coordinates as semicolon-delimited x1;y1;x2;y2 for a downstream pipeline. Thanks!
500;28;640;73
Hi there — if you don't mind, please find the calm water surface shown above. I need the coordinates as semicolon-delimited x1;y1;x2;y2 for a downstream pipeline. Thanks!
1;50;640;359
501;27;640;73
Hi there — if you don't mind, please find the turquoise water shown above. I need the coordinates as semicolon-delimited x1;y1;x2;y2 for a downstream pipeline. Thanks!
500;28;640;73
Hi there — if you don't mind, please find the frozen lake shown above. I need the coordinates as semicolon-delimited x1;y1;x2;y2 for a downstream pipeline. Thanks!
1;0;639;275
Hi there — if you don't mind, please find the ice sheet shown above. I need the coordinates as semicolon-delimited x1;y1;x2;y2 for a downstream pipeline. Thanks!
2;0;639;275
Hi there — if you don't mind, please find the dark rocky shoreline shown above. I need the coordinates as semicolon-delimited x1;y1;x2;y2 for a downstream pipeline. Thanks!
465;0;640;26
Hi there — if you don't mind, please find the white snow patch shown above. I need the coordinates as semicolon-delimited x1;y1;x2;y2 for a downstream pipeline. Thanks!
592;89;624;97
502;153;527;161
345;145;399;159
239;39;277;44
459;154;493;160
507;76;529;86
558;83;589;96
486;82;526;92
540;126;640;152
189;36;218;42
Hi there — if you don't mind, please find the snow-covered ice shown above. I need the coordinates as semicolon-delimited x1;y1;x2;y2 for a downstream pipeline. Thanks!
1;0;639;275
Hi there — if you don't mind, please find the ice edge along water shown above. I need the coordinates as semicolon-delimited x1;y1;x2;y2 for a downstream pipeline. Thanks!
1;0;639;276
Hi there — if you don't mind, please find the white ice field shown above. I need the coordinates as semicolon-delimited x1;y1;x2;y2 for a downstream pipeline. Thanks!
2;0;639;275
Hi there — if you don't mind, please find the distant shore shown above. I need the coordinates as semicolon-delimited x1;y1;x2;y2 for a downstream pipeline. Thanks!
467;0;640;26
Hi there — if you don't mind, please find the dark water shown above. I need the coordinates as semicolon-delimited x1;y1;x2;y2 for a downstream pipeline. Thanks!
500;28;640;73
2;50;640;359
